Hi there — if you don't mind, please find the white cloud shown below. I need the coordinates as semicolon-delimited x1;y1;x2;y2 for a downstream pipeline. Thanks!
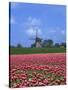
49;29;56;33
26;28;35;36
11;2;19;9
48;28;65;36
26;17;41;27
56;27;66;35
56;27;65;34
10;17;16;24
25;17;42;37
61;30;65;35
26;27;42;37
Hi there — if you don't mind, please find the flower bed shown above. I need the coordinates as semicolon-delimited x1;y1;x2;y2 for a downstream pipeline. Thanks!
9;53;66;88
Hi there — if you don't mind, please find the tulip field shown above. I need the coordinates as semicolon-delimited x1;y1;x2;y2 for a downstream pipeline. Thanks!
9;53;66;88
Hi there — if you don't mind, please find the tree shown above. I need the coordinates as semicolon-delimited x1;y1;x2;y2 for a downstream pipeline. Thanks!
54;43;60;48
47;39;53;47
31;43;36;48
42;39;53;47
42;40;48;47
17;44;22;48
60;42;66;48
10;45;15;48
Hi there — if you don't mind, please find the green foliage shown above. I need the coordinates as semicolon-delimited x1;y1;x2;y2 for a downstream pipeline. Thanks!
54;43;60;48
60;42;66;48
31;43;36;48
10;47;66;54
16;79;21;83
42;39;53;47
17;44;22;48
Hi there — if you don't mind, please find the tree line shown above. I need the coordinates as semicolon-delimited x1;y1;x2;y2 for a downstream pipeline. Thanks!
31;39;66;48
10;39;66;48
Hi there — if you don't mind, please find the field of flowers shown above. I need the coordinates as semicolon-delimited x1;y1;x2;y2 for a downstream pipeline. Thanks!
9;53;66;88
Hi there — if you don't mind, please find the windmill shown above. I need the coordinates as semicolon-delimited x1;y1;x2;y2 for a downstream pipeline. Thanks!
29;29;42;48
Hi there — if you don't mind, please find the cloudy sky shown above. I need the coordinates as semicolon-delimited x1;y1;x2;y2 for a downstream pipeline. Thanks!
10;2;66;47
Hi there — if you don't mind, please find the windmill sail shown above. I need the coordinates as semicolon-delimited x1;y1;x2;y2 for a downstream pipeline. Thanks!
29;29;42;48
35;29;41;48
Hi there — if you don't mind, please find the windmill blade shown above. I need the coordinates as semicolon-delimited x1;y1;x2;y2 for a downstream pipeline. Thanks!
29;36;36;40
29;37;36;40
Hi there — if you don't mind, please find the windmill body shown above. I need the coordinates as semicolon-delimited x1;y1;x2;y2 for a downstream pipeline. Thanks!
35;37;42;48
30;29;42;48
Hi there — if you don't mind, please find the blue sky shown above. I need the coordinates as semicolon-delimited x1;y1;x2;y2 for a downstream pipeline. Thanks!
10;2;66;47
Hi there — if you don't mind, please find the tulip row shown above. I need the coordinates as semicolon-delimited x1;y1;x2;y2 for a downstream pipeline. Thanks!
9;53;66;88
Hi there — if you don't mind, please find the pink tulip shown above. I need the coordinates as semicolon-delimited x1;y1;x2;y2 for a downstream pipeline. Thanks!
10;53;66;87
